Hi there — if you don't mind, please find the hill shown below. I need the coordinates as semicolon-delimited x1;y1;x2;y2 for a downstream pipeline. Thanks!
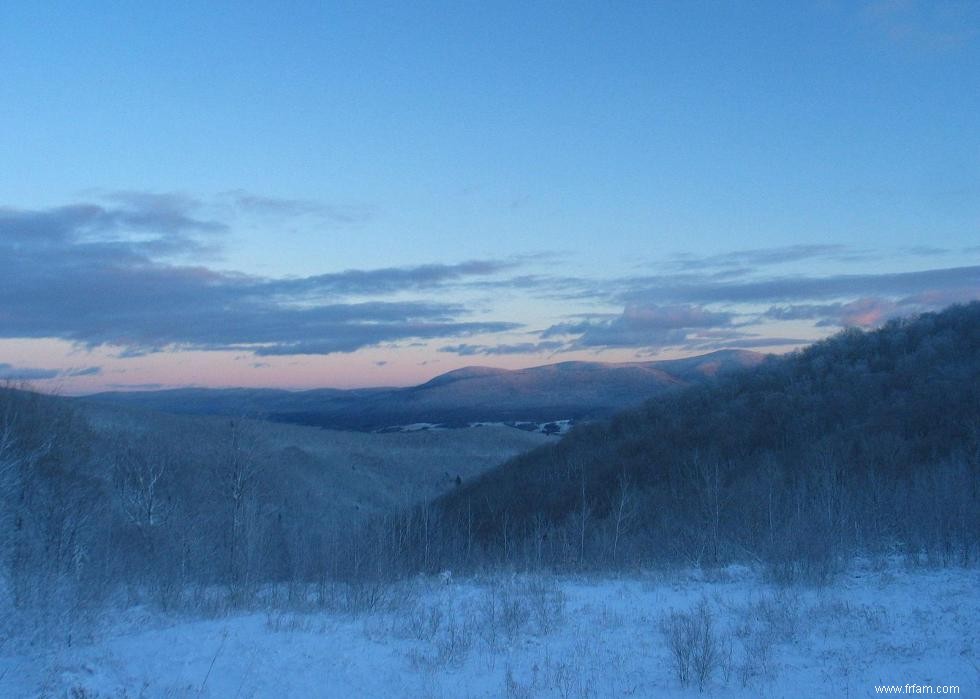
424;303;980;580
81;349;765;431
79;400;551;523
0;387;550;616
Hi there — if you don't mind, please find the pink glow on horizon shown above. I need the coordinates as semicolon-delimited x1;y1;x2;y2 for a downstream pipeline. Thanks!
4;338;809;397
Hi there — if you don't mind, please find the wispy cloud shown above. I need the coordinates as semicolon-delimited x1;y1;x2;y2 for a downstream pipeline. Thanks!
265;260;522;298
250;318;520;356
762;287;980;329
510;255;980;353
67;366;103;377
0;363;101;381
0;363;60;381
439;341;565;356
862;0;980;51
616;265;980;306
0;199;223;242
665;244;867;272
0;197;522;356
542;305;736;351
3;194;978;364
221;189;375;224
684;337;810;352
104;383;164;390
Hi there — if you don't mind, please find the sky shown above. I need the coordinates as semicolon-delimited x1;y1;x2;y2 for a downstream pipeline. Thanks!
0;1;978;393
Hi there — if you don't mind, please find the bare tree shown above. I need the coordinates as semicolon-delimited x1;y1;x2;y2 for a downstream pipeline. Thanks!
576;465;592;565
687;451;730;567
611;471;637;564
218;419;265;589
113;438;175;533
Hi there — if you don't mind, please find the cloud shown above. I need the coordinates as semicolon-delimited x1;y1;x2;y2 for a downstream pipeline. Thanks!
65;366;102;377
0;198;523;356
0;195;224;262
0;363;60;381
764;287;980;329
0;363;100;381
821;298;899;328
666;244;866;271
266;259;522;297
762;299;900;328
529;262;980;352
439;341;565;356
617;265;980;306
251;319;520;356
100;191;226;233
862;0;980;51
542;305;736;351
221;190;374;224
903;245;949;257
4;196;978;365
460;248;980;311
684;337;810;351
104;383;164;390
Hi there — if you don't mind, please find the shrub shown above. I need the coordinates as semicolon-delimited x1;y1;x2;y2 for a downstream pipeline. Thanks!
660;599;720;692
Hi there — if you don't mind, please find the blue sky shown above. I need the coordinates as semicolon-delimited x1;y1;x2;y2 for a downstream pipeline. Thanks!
0;1;978;391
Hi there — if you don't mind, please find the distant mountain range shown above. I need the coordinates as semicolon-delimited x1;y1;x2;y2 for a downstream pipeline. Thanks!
80;349;765;431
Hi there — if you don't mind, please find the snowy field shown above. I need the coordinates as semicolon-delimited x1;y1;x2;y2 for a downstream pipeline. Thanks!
3;562;977;698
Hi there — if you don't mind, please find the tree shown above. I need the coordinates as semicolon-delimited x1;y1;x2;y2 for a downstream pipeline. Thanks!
113;436;175;533
611;471;638;564
217;419;265;590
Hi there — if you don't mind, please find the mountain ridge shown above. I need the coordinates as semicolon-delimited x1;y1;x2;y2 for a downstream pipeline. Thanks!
80;349;766;430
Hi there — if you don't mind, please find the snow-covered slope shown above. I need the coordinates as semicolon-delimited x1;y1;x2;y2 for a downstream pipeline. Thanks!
5;562;976;698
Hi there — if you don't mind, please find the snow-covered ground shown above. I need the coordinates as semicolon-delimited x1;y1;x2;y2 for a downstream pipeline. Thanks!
4;562;977;698
378;420;574;435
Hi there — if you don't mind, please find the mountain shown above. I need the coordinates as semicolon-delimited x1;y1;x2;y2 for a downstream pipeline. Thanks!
431;303;980;579
80;349;765;431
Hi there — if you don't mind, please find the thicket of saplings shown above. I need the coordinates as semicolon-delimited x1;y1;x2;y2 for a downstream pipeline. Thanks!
1;304;979;642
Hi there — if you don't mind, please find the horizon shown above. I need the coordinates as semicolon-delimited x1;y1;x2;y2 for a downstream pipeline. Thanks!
69;346;765;396
2;2;978;392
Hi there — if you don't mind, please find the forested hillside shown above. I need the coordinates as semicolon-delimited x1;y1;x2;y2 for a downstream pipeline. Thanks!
0;388;547;638
421;303;980;580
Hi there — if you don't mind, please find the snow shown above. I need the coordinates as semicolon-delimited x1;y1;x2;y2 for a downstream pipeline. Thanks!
4;562;977;698
377;420;575;435
381;422;448;433
468;420;574;435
